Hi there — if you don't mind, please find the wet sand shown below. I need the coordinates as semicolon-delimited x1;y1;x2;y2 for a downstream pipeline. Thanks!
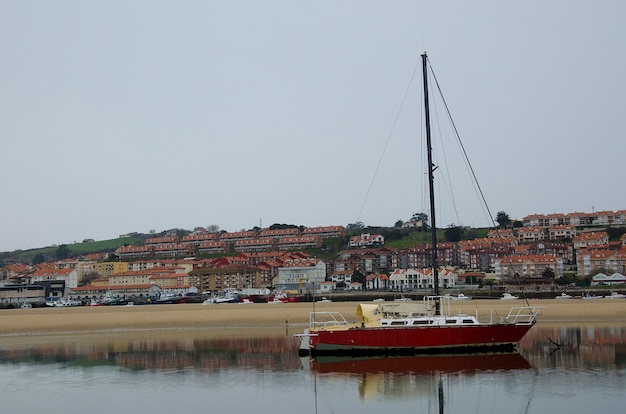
2;299;625;339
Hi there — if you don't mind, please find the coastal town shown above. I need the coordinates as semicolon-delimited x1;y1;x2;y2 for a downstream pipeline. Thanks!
1;209;626;307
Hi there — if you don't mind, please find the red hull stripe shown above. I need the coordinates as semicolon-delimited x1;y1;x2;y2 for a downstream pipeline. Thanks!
309;324;533;351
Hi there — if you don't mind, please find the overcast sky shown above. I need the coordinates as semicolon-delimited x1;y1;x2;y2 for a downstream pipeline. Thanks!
1;1;625;252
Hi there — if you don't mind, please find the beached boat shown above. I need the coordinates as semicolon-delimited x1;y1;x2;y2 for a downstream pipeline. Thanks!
581;293;603;300
605;291;625;299
155;293;187;304
54;298;83;307
445;293;472;301
296;53;541;357
269;290;300;303
501;293;519;300
202;289;239;305
555;292;573;299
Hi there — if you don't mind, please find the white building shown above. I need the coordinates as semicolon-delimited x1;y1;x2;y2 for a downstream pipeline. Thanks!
29;268;79;289
591;272;626;285
275;258;326;288
348;233;385;248
389;268;457;291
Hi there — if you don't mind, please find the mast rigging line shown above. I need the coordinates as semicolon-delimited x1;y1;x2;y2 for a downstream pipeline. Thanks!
425;61;496;230
426;58;531;307
355;56;422;224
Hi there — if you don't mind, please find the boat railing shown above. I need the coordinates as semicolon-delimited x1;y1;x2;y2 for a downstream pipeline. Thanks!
423;295;451;316
309;311;351;330
501;306;544;325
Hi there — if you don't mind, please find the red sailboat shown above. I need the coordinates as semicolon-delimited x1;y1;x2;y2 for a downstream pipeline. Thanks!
297;53;541;357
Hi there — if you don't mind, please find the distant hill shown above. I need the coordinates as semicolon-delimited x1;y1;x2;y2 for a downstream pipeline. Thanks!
1;235;147;264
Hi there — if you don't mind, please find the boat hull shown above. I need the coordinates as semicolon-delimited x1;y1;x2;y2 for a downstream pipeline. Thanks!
302;323;534;356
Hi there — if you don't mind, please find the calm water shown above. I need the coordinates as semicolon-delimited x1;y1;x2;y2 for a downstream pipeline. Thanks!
1;325;625;414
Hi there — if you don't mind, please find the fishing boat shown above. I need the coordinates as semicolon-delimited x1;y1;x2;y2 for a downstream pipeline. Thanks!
296;53;541;357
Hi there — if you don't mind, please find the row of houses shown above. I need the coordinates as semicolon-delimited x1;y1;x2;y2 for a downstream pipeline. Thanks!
522;210;626;228
115;225;345;259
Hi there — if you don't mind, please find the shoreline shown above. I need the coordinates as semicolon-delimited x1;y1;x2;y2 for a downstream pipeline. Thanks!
2;299;626;337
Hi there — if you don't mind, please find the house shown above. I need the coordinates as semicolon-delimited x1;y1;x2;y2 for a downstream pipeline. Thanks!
319;281;336;294
577;248;626;277
366;273;389;290
28;267;79;289
591;272;626;285
330;270;353;285
516;227;546;243
573;232;609;250
494;254;564;279
302;225;345;239
347;281;363;290
348;233;385;248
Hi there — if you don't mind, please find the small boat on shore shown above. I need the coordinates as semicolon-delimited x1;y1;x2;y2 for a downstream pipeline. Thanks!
54;298;83;307
555;292;573;299
445;293;472;301
605;291;625;299
582;293;603;300
501;293;519;300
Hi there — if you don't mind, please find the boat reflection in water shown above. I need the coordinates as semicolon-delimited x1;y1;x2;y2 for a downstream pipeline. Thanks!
305;351;532;375
303;352;532;406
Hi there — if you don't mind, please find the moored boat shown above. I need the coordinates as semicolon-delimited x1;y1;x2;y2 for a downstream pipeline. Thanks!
555;292;573;299
296;53;541;357
296;296;540;356
605;291;625;299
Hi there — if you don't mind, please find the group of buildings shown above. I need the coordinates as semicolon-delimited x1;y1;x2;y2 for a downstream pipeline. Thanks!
115;226;345;259
2;210;626;306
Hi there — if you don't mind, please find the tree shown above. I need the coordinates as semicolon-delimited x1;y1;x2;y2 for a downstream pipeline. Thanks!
352;269;366;288
346;222;365;232
394;220;403;228
464;228;479;240
32;253;46;265
444;224;463;242
206;224;220;232
55;244;71;260
81;271;100;285
495;211;511;228
413;212;429;232
542;267;555;279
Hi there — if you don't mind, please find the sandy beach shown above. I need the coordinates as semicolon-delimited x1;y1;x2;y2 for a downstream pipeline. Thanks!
2;299;625;339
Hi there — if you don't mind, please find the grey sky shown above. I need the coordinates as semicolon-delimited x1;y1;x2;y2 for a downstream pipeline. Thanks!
1;1;625;251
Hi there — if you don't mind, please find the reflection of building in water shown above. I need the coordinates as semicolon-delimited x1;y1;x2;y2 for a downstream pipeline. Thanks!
357;372;436;401
0;336;302;372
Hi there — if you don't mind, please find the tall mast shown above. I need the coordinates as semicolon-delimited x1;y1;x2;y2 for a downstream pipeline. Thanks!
422;53;440;314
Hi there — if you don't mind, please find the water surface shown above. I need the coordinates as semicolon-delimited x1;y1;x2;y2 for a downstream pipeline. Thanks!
1;324;624;413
